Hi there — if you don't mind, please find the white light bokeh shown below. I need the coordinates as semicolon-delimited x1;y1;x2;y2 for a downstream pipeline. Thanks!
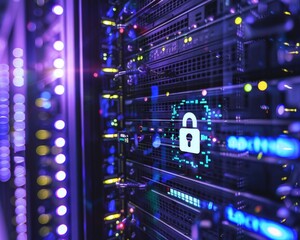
56;188;67;198
53;41;64;51
56;205;67;216
52;5;64;15
55;154;66;164
55;137;66;147
55;171;66;181
54;85;65;95
56;224;68;235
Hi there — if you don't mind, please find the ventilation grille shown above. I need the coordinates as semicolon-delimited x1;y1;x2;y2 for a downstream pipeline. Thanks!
127;44;236;96
136;18;189;49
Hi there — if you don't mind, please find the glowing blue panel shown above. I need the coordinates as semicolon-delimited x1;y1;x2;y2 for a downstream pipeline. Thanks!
226;136;300;159
225;206;297;240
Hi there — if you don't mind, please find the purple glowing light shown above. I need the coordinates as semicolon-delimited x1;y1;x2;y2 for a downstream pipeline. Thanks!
14;122;25;131
0;159;10;168
56;188;67;198
55;171;66;181
13;58;24;68
52;5;64;15
14;166;26;177
56;224;68;235
16;223;27;234
14;156;25;164
54;85;65;95
14;112;25;121
14;103;25;112
15;205;26;215
27;22;37;32
13;48;23;58
277;105;285;116
14;176;26;187
0;91;9;101
15;188;26;198
13;77;24;87
54;120;65;130
14;175;25;186
14;139;25;147
55;137;66;147
0;146;9;156
35;38;43;48
15;198;26;207
0;168;11;182
16;232;27;240
13;94;25;104
16;214;26;225
56;205;67;216
55;154;66;164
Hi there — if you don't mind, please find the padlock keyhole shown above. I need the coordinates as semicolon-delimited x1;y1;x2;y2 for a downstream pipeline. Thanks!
186;133;193;147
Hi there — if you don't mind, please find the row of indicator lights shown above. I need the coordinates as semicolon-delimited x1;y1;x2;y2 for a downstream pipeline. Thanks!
99;57;122;234
244;81;268;92
12;48;28;240
244;82;297;117
101;10;119;69
102;95;122;235
34;3;68;238
167;188;217;211
100;79;121;231
0;64;10;182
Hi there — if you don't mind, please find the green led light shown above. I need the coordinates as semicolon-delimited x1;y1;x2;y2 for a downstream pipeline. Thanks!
244;83;252;92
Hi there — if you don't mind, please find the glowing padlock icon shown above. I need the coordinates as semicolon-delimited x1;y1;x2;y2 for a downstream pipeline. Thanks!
179;112;200;154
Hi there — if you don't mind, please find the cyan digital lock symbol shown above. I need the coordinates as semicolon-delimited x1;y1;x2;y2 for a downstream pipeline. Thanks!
179;112;200;154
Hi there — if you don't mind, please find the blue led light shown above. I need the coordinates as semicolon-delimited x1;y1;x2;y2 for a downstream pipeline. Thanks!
225;206;297;240
41;91;51;100
108;200;116;212
106;27;112;34
226;136;300;159
106;7;114;17
128;29;136;39
42;101;51;109
109;146;116;154
106;165;114;175
152;134;161;148
107;156;114;164
107;128;115;134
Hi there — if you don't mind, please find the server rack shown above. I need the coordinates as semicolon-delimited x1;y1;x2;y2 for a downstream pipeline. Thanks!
1;0;300;240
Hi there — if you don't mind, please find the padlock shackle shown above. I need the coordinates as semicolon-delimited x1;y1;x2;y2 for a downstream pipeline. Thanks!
182;112;197;128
